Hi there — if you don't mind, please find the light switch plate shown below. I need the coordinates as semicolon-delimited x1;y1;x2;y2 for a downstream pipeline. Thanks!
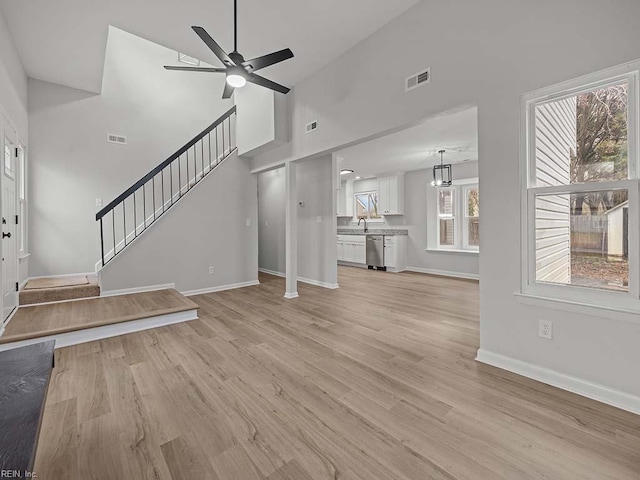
96;198;103;207
246;219;251;227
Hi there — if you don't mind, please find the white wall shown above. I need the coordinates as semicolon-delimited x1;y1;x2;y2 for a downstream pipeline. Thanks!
296;155;337;287
28;26;234;276
258;167;286;274
252;0;640;403
99;153;257;293
0;7;27;138
258;156;337;287
0;7;29;286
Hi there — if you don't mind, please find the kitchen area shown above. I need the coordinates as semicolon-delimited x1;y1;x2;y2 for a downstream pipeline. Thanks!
336;172;408;272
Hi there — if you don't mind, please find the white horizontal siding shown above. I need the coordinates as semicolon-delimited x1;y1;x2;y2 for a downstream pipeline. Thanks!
535;98;575;284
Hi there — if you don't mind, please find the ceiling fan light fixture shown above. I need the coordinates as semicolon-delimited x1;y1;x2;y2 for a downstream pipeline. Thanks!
226;73;247;88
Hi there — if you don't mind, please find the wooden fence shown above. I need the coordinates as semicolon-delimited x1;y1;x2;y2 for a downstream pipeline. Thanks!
570;215;608;254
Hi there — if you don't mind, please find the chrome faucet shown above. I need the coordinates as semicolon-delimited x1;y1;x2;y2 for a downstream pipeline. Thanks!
358;217;368;233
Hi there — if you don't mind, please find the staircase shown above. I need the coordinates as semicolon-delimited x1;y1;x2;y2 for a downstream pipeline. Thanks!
96;106;237;267
2;108;238;350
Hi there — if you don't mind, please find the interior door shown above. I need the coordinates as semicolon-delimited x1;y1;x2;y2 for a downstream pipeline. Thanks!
2;118;18;321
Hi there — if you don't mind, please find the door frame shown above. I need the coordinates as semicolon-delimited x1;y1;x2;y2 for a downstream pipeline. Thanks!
0;108;24;327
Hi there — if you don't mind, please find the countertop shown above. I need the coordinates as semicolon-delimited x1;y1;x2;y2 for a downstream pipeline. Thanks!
337;229;408;236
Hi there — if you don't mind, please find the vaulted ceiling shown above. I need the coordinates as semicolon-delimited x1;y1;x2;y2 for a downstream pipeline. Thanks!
0;0;420;93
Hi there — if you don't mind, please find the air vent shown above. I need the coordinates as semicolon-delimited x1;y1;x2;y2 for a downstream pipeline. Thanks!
305;120;318;134
405;68;431;92
107;134;127;145
178;53;200;66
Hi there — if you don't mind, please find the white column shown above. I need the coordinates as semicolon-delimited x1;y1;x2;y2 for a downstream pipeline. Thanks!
284;160;298;299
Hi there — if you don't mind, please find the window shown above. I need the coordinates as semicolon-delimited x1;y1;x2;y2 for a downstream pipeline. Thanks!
355;191;381;220
432;180;479;252
464;186;480;249
522;64;639;307
437;188;456;247
18;145;27;254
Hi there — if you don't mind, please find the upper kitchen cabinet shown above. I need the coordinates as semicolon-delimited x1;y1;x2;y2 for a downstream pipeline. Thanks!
378;174;405;215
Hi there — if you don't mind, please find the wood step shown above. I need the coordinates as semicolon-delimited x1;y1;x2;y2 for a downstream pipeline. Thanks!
1;289;198;350
19;275;100;306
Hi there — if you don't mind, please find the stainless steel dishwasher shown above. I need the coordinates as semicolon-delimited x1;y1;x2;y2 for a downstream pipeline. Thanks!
366;235;385;270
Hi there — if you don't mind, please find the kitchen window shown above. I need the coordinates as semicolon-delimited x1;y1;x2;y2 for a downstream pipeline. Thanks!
521;63;640;309
432;179;479;252
355;191;381;220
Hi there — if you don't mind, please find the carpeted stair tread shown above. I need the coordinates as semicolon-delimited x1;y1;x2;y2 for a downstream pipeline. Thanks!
20;276;100;306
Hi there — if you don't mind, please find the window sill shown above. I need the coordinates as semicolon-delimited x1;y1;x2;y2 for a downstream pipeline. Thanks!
514;291;640;325
18;253;30;261
425;248;479;256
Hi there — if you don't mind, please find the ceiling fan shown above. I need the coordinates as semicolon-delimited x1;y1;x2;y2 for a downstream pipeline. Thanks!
164;0;294;99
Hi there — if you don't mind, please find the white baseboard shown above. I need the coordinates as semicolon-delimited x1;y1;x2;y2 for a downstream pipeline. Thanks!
476;349;640;416
101;283;176;297
259;268;339;289
181;280;260;296
0;309;198;352
258;268;285;277
284;291;299;299
406;266;479;281
298;276;339;289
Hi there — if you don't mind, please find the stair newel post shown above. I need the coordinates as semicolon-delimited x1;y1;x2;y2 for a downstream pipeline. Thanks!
133;191;137;238
222;121;226;158
123;200;127;247
100;218;105;267
201;139;205;179
112;210;116;257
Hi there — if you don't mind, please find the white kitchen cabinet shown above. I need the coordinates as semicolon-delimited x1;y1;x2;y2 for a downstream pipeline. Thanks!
337;180;354;217
378;174;405;215
337;236;345;261
338;235;366;264
384;235;407;271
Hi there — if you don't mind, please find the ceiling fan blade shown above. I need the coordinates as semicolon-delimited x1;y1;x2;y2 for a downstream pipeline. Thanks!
242;48;294;72
222;82;235;99
164;66;226;73
246;74;290;94
192;26;234;66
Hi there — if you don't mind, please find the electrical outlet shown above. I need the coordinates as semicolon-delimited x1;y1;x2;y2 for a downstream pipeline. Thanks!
316;216;322;223
265;220;269;227
96;198;103;207
538;320;553;340
208;266;215;275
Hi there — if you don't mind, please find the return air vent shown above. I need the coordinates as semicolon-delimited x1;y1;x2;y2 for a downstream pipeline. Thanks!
107;134;127;145
405;68;431;92
305;120;318;134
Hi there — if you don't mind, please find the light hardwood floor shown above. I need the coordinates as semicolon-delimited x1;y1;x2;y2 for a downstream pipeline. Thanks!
3;289;198;343
34;267;640;479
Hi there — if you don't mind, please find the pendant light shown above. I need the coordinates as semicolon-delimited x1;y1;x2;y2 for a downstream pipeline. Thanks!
431;149;452;187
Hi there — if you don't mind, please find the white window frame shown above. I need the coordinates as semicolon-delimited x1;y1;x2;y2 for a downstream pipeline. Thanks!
436;186;457;249
17;144;27;255
520;61;640;310
354;190;383;222
432;178;479;252
463;185;480;251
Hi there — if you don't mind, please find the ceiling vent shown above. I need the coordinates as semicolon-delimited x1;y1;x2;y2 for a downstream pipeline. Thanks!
107;134;127;145
405;68;431;92
305;120;318;134
178;53;200;66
